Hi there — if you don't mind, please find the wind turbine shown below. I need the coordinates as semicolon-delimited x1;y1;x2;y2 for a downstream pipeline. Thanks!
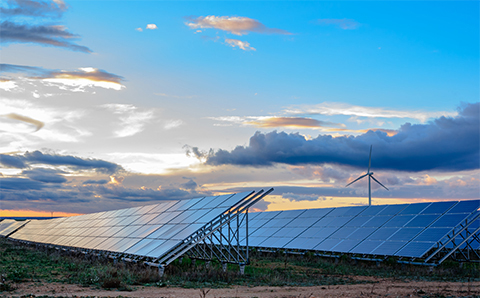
345;145;388;206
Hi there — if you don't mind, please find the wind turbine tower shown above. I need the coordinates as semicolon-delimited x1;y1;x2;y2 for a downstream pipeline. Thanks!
345;145;389;206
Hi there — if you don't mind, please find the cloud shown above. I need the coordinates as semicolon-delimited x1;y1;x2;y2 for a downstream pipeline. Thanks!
83;179;108;185
1;64;125;91
40;67;125;91
102;104;154;137
26;151;123;173
22;168;67;183
0;154;27;168
0;150;123;174
208;116;342;129
1;0;91;53
0;98;90;149
246;116;342;129
109;175;124;185
208;115;397;134
184;145;213;162
289;165;350;183
285;102;456;123
135;27;143;32
1;113;44;131
154;93;195;99
1;21;92;53
146;24;157;30
0;80;17;91
0;177;212;213
1;0;67;17
0;177;46;190
185;15;291;36
180;178;198;190
225;38;256;51
282;192;323;202
315;18;360;30
205;103;479;172
164;119;184;130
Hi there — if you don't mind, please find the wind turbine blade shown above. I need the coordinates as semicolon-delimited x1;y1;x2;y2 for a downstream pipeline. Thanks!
368;145;372;173
371;175;389;191
345;173;368;187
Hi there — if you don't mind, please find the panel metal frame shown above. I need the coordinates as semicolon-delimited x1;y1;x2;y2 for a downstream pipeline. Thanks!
156;188;274;268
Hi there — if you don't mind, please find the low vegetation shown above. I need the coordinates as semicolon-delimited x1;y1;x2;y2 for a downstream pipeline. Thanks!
1;238;478;293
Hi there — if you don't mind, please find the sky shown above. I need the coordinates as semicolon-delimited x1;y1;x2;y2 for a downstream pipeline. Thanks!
0;0;479;217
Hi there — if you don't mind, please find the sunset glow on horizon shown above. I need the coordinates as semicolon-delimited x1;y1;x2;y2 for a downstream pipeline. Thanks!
0;209;83;218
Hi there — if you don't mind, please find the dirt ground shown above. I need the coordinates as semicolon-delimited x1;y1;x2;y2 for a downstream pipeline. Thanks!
5;277;480;298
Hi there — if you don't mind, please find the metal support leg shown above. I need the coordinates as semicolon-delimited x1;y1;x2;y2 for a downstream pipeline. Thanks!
158;265;165;278
239;264;245;275
222;263;227;272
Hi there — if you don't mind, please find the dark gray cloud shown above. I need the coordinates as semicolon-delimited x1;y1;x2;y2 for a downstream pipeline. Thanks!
0;177;45;190
0;179;212;213
22;168;67;183
0;154;26;168
206;103;479;172
1;0;91;53
1;0;66;17
23;151;123;174
1;21;92;53
184;145;212;160
0;63;46;76
91;185;205;202
0;151;123;174
83;179;109;185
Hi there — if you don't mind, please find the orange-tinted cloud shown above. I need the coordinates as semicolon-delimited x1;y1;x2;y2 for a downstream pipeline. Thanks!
209;115;395;135
3;113;44;131
109;175;124;185
247;117;336;129
1;64;124;91
186;15;291;36
39;67;124;90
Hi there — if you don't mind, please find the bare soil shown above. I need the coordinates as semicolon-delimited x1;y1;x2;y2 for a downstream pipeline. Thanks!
5;277;480;298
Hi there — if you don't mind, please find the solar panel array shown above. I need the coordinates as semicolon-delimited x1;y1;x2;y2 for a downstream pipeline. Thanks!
0;219;29;237
9;192;254;259
242;200;480;259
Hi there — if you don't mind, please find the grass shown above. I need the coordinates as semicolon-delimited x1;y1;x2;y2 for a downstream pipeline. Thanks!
1;238;479;293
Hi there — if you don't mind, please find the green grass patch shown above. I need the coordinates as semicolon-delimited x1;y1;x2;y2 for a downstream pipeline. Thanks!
1;238;478;293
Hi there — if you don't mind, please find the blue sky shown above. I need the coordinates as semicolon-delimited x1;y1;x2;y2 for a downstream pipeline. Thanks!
0;0;478;215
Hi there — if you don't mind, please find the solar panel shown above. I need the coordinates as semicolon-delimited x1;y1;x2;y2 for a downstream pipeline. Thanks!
420;201;456;214
7;196;479;266
241;200;479;262
399;203;431;215
0;220;29;237
8;191;262;263
372;241;406;255
448;200;480;214
395;242;436;258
